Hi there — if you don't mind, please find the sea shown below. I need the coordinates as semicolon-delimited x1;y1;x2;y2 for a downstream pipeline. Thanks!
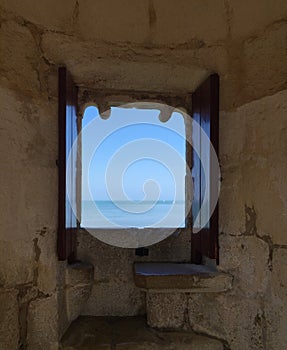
81;200;185;228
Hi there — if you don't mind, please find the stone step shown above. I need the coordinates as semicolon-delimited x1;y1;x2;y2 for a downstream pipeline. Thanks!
60;316;223;350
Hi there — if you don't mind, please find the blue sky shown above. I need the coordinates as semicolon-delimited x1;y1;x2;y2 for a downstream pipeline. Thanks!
82;106;186;202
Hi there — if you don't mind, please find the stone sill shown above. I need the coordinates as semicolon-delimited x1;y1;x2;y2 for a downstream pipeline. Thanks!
134;263;233;292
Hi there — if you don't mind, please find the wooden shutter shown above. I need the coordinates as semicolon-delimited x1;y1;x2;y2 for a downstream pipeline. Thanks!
191;74;219;264
58;67;79;261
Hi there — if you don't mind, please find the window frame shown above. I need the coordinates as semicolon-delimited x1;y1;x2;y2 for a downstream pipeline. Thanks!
58;69;219;264
77;90;193;240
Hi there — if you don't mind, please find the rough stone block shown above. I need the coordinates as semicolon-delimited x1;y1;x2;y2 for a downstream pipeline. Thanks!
65;262;94;287
219;235;269;296
146;292;187;329
220;90;287;244
188;294;264;350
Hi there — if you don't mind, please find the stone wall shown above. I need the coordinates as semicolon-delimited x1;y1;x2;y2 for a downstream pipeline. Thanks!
0;1;286;349
150;90;287;349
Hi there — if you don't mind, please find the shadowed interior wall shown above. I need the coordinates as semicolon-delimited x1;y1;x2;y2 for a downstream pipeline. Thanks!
0;1;286;349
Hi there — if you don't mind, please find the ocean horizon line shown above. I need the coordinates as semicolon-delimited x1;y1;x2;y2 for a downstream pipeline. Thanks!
81;199;185;203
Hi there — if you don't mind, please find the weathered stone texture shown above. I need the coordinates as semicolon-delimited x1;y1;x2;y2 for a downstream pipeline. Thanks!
146;292;188;329
188;293;265;350
134;263;233;292
265;247;287;349
65;262;94;322
0;0;286;349
39;4;287;110
0;288;19;350
36;230;58;295
77;0;150;43
243;22;287;102
219;235;269;296
220;90;287;244
77;231;145;316
142;90;287;348
229;0;287;39
148;0;227;45
0;240;34;287
27;294;59;350
41;31;209;97
77;229;192;316
0;0;76;32
60;316;224;350
0;20;41;94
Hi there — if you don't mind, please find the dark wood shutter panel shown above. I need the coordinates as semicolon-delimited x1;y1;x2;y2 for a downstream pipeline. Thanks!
58;67;78;261
191;74;219;264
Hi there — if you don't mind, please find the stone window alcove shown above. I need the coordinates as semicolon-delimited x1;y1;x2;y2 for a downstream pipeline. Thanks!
57;67;226;296
57;67;234;341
